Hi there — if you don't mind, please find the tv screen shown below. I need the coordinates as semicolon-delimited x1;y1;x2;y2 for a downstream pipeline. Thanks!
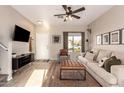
13;25;30;42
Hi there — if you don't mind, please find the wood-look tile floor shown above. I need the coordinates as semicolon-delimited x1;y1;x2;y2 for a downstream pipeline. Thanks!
3;61;52;87
2;61;101;87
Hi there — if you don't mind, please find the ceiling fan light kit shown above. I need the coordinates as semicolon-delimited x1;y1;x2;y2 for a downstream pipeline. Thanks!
68;15;72;20
54;5;85;22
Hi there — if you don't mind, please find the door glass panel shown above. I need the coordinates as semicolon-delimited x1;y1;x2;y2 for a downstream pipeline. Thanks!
74;35;81;52
68;33;82;52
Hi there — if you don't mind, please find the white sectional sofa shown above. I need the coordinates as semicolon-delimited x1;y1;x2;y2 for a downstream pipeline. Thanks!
78;49;124;87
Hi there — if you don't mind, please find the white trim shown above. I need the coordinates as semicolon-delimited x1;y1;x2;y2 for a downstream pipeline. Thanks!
7;75;13;81
0;43;8;51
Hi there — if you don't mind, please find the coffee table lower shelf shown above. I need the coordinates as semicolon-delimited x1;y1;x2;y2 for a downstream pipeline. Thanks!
60;69;86;80
60;60;86;80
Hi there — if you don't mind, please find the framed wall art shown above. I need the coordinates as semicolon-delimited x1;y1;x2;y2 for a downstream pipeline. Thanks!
52;35;61;44
102;33;110;45
110;30;120;44
96;35;102;45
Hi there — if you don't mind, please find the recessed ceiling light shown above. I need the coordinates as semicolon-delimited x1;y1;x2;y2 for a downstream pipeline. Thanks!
37;20;43;24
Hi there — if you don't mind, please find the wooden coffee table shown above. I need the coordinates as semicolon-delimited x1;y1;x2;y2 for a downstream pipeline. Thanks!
60;60;86;80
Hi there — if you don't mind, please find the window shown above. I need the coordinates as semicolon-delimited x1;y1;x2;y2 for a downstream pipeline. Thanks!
68;33;82;52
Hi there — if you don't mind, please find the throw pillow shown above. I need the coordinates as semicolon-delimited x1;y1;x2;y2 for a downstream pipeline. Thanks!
85;52;95;61
90;49;100;61
103;56;121;72
83;51;87;57
96;50;112;62
90;51;93;53
83;50;93;57
98;57;108;67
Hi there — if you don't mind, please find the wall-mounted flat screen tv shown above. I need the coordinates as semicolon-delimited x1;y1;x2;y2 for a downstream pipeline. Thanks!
13;25;30;42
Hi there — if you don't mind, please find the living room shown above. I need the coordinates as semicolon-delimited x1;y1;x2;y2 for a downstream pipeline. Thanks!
0;1;124;92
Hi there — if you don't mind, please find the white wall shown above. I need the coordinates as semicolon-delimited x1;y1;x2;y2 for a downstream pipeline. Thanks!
89;6;124;53
0;6;35;80
35;25;88;60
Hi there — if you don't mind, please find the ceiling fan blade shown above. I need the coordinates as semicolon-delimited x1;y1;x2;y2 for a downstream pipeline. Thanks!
62;5;68;12
71;15;80;19
68;7;72;13
72;7;85;14
54;14;66;16
64;19;67;22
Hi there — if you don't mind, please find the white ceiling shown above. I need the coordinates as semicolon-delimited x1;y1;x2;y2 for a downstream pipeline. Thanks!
12;5;113;27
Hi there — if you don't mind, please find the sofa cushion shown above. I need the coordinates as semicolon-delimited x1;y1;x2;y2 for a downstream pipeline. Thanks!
87;62;117;85
91;48;100;54
85;52;96;61
83;50;94;57
91;48;100;61
111;65;124;86
78;56;89;64
98;57;108;67
96;50;112;62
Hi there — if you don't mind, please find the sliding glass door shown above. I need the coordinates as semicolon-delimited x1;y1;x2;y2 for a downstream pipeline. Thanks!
63;32;85;52
68;33;82;53
63;32;85;60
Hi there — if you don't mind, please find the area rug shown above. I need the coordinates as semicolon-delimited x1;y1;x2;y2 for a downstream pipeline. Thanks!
42;62;101;87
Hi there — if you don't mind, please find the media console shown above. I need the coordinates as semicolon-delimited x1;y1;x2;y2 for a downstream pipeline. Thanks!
12;53;34;70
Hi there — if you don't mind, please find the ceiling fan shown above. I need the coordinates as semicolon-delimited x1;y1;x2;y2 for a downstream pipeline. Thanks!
54;5;85;22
